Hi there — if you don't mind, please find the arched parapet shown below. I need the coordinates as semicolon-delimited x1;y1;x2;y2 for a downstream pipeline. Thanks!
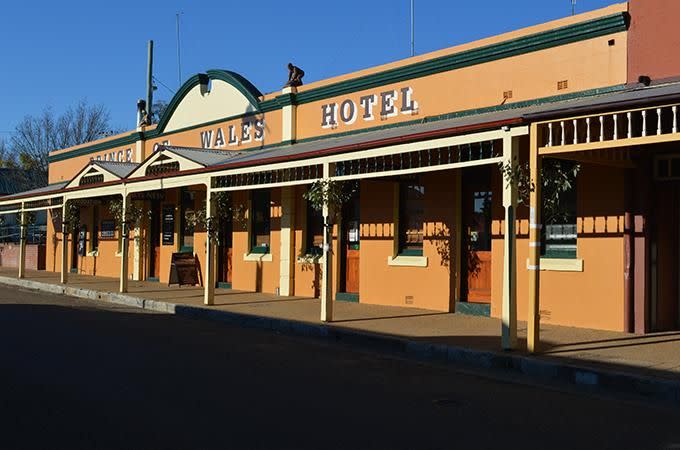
156;70;264;134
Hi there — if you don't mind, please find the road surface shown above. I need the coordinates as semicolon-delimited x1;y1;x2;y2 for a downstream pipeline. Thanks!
0;286;678;449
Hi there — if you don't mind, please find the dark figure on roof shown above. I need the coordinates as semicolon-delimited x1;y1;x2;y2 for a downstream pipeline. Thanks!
284;63;305;88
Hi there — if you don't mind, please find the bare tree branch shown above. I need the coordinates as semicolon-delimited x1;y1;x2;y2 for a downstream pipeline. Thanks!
8;99;119;189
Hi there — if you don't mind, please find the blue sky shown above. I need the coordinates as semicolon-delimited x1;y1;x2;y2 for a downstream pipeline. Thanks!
0;0;618;136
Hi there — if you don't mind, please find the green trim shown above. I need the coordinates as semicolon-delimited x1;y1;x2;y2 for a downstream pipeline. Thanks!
47;12;627;164
250;246;270;254
145;110;261;141
48;133;140;163
456;302;491;317
46;83;624;165
399;248;424;257
70;268;77;274
336;292;359;303
179;246;194;254
294;12;628;104
275;93;297;107
155;70;263;134
217;281;232;289
147;277;160;282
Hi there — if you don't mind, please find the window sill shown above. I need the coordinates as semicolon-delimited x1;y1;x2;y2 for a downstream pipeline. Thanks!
527;258;583;272
244;252;273;262
387;255;428;268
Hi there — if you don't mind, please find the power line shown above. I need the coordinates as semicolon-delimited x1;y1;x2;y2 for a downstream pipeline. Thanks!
153;76;176;96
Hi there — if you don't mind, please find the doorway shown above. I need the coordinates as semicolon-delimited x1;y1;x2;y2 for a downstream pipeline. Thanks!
339;190;360;299
217;216;233;288
462;166;493;303
149;200;161;280
653;183;680;331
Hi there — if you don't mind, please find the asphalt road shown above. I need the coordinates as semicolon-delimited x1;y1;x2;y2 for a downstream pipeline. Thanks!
1;287;679;450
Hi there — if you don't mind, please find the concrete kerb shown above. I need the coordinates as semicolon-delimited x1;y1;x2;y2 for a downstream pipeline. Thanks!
2;275;680;405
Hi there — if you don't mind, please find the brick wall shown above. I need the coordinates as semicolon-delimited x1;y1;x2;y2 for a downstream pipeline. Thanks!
0;244;46;270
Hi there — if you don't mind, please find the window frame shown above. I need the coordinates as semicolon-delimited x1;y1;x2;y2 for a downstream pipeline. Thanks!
396;178;425;257
250;189;271;254
304;196;324;257
541;159;578;260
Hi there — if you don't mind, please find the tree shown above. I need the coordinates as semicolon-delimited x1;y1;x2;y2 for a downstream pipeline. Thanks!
9;100;120;188
151;100;169;124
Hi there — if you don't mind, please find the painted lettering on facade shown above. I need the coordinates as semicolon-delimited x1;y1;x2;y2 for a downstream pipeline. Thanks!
321;87;418;129
199;119;265;149
91;148;133;163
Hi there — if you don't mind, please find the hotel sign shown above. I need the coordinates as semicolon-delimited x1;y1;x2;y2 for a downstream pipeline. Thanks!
321;86;419;129
199;119;265;149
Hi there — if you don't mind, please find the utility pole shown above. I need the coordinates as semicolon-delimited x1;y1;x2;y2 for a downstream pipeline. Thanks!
410;0;415;57
146;40;154;123
176;13;182;88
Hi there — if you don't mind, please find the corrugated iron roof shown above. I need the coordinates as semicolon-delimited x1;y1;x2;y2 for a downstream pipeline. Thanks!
163;146;244;167
93;161;139;179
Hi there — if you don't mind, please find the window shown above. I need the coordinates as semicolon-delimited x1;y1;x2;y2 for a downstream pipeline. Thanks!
306;198;324;256
251;189;271;253
542;159;578;259
398;179;425;256
91;206;99;252
180;189;195;253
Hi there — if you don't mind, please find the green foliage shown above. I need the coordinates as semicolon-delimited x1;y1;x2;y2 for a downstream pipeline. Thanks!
107;198;152;231
184;192;247;246
498;159;580;224
62;203;81;234
303;179;357;223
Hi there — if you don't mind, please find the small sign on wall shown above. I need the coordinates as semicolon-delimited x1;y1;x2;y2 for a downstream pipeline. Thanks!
100;220;115;239
162;205;175;246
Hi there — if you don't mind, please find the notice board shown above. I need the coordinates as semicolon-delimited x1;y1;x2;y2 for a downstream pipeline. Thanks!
162;205;175;246
168;252;202;287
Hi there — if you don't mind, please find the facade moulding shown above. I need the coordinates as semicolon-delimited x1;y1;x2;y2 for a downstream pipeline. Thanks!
48;83;626;164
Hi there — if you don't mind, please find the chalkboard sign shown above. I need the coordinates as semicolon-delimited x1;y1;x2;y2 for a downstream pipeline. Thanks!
162;205;175;246
100;220;115;239
77;225;87;257
168;252;202;287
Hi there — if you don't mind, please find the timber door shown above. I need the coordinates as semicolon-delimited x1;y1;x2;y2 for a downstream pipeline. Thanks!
149;201;161;280
340;192;360;295
463;167;493;303
218;217;233;287
654;184;680;331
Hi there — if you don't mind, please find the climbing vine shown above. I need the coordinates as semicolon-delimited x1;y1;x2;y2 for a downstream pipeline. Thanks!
303;179;357;224
107;198;152;231
184;192;247;246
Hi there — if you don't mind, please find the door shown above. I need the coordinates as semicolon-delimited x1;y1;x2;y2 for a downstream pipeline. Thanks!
654;184;680;331
218;217;233;286
463;168;493;303
149;201;161;279
341;191;360;294
71;228;78;271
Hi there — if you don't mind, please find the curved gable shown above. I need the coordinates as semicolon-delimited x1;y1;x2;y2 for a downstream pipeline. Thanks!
159;70;263;134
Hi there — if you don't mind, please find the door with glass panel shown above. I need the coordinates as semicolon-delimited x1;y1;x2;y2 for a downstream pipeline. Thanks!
463;167;492;302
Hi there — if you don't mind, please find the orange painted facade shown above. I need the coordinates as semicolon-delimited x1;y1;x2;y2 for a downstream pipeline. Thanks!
6;0;680;335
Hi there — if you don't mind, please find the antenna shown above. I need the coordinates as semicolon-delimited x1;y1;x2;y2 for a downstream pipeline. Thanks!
176;12;183;88
572;0;576;15
147;40;154;122
410;0;415;57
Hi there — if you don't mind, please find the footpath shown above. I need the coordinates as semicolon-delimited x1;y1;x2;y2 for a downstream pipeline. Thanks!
1;268;679;405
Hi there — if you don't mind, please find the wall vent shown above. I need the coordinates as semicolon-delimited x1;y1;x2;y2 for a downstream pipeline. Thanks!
503;90;513;100
557;80;569;90
405;295;414;305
